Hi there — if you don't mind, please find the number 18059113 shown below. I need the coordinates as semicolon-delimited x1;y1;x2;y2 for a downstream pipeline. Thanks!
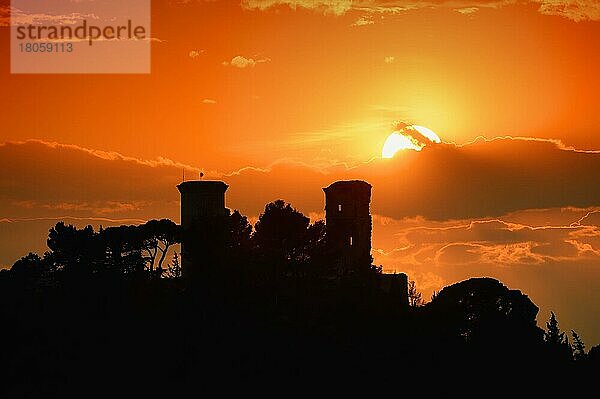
19;42;73;53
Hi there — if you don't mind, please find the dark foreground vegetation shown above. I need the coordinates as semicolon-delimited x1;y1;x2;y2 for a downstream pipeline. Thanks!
1;201;598;394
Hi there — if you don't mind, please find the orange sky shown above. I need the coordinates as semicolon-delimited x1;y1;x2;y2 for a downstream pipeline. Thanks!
1;0;600;344
2;0;600;169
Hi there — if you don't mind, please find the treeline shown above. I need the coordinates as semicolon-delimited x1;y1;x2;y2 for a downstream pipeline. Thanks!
8;219;179;282
1;200;599;393
3;200;336;286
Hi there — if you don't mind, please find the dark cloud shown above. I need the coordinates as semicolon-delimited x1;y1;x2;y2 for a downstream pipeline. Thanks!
0;140;188;220
3;136;600;223
227;137;600;221
358;137;600;220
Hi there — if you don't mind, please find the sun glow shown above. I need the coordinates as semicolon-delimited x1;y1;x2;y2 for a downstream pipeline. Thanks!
381;133;422;156
412;125;441;143
381;125;441;158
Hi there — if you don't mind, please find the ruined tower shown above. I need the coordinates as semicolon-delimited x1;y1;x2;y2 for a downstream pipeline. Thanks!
177;180;229;276
323;180;372;269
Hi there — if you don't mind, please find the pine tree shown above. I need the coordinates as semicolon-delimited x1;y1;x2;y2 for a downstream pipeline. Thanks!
571;330;586;361
545;312;565;345
407;280;423;307
167;252;182;279
544;311;572;362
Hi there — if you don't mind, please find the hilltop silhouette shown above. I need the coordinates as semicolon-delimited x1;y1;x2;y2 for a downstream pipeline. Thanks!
1;181;598;394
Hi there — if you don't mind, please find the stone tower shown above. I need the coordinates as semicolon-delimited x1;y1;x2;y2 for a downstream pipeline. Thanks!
323;180;372;269
177;180;229;276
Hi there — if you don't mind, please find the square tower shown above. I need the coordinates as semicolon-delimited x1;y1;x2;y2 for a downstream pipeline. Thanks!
323;180;372;269
177;180;229;276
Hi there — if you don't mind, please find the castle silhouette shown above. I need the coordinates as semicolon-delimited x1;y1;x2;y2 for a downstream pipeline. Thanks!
3;184;596;394
177;179;409;306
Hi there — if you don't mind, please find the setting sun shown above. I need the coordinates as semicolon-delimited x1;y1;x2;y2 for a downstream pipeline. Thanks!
382;125;441;158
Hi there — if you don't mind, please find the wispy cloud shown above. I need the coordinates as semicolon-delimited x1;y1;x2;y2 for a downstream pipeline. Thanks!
241;0;353;15
371;207;600;272
12;200;149;215
241;0;600;22
352;15;375;25
455;7;479;15
0;139;202;172
536;0;600;22
189;49;205;59
222;55;271;68
0;6;99;27
0;216;147;224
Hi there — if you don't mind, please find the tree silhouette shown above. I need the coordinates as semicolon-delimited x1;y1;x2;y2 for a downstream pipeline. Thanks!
545;312;566;345
138;219;180;278
571;330;586;362
10;252;45;288
407;280;423;307
10;252;42;275
304;220;326;262
100;225;145;275
253;200;310;266
47;222;103;274
428;278;543;356
166;252;182;279
544;312;572;363
228;210;252;250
